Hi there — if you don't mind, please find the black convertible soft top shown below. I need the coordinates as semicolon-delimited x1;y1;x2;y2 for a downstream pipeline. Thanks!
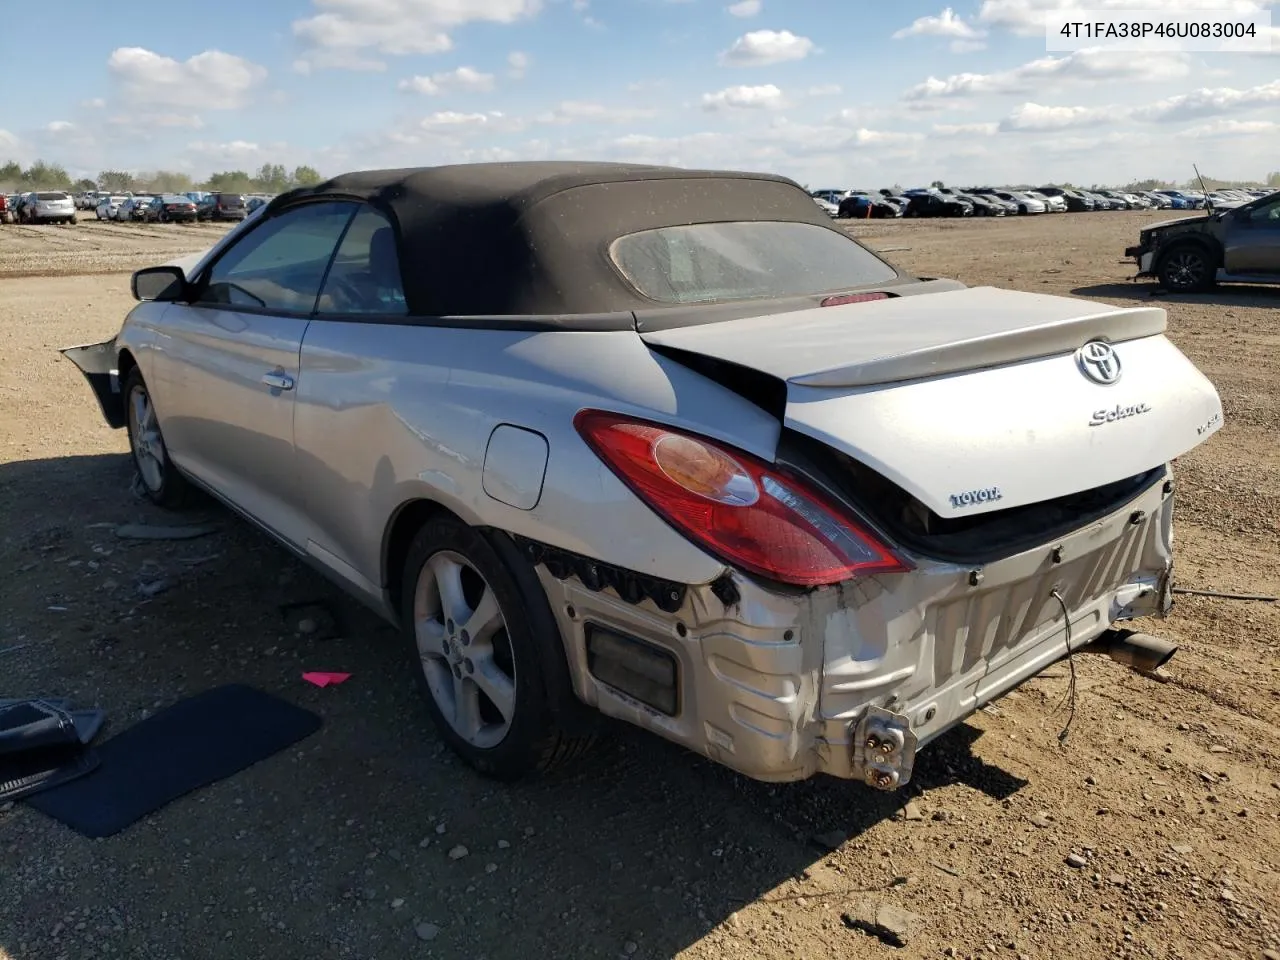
274;161;842;317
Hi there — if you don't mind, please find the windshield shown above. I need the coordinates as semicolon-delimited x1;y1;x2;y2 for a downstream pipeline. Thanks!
609;221;898;305
37;192;68;201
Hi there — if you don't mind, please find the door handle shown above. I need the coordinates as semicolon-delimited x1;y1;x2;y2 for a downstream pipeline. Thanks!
261;372;295;391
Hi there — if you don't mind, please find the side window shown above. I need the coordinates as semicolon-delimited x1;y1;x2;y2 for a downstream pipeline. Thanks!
195;201;356;313
1246;199;1280;224
315;206;408;315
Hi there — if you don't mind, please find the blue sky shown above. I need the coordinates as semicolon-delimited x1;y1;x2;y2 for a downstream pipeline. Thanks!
0;0;1276;187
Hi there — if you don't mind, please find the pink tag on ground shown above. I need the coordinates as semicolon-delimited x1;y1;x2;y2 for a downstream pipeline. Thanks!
302;671;351;688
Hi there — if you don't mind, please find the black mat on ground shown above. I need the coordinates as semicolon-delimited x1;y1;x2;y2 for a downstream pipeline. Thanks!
25;684;323;838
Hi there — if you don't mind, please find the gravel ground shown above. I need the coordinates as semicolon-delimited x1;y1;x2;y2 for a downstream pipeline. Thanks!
0;212;1277;960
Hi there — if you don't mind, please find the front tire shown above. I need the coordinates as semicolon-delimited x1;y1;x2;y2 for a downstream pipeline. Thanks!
123;368;189;508
399;515;593;781
1157;244;1216;293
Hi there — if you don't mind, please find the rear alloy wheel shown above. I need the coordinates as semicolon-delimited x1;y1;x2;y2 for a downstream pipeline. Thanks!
123;368;189;507
400;516;593;780
1157;244;1215;293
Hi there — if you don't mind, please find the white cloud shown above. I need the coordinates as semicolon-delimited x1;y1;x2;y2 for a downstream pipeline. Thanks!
107;47;267;109
187;139;265;163
1183;118;1279;137
847;128;924;146
398;65;496;94
150;113;206;129
718;29;814;66
82;98;106;109
294;50;388;73
46;121;75;133
904;47;1188;99
507;50;529;78
0;128;22;157
726;0;761;16
420;111;502;128
1131;79;1280;121
893;7;984;39
932;121;1000;136
535;100;658;124
807;83;842;96
596;131;733;168
701;83;784;110
951;38;987;52
999;102;1114;131
399;75;441;94
292;0;541;60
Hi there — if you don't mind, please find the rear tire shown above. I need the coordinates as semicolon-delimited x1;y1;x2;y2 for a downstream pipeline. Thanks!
1157;244;1216;293
399;515;594;781
123;368;189;508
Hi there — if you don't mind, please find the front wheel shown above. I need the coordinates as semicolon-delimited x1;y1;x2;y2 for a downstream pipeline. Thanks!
1157;245;1216;293
123;368;189;507
399;516;594;780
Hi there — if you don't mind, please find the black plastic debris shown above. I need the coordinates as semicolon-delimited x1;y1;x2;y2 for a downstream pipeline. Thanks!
0;698;106;803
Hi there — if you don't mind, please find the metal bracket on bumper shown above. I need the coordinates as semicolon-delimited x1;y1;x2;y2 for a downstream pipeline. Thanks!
852;707;918;791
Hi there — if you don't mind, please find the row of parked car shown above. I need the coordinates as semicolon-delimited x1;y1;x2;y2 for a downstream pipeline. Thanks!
0;189;275;225
810;185;1273;220
89;191;258;223
0;190;80;223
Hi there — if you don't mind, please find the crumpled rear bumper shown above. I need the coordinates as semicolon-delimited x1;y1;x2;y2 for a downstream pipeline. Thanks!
532;469;1175;787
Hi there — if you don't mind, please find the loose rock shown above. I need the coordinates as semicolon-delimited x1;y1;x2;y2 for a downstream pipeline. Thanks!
448;845;469;860
842;900;923;948
1065;853;1088;868
415;922;440;942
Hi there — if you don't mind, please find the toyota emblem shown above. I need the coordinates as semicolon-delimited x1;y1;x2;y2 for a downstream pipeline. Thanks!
1076;340;1122;385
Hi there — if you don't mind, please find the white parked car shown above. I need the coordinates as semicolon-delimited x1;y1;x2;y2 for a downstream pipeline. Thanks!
96;195;128;220
995;191;1047;215
812;196;839;217
1025;190;1066;213
21;191;77;224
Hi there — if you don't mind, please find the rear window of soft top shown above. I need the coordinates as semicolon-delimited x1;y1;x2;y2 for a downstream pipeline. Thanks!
609;220;897;305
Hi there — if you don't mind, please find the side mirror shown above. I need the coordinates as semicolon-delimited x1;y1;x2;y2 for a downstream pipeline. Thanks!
132;265;189;302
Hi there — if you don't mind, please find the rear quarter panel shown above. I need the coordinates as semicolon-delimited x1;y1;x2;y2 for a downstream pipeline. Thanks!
292;322;784;592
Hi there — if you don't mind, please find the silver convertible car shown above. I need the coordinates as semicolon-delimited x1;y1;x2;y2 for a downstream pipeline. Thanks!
63;162;1224;789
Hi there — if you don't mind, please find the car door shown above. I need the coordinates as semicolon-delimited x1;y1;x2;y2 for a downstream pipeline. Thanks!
291;204;411;593
148;199;358;548
1223;197;1280;275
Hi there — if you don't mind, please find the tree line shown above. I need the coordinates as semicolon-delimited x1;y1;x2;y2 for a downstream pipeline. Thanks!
0;160;324;195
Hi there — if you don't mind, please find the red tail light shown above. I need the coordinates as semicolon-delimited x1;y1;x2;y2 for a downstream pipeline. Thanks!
573;410;908;587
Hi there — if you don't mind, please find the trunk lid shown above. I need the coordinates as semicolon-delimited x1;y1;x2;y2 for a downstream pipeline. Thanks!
640;285;1223;520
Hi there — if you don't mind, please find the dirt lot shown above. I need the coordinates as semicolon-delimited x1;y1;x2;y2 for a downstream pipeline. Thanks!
0;212;1277;960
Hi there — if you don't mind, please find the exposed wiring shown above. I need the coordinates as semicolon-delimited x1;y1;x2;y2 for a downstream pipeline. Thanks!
1050;589;1078;745
1172;587;1278;603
